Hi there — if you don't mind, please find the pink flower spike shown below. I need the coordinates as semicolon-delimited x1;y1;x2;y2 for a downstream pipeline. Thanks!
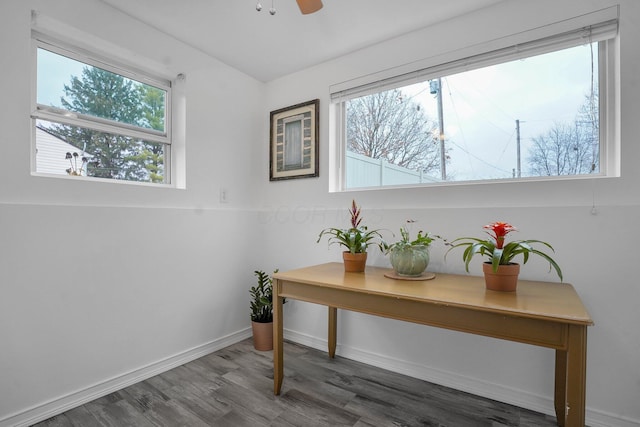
349;200;362;229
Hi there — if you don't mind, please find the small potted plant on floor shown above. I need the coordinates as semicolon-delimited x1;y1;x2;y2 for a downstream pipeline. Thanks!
249;269;280;351
317;200;384;272
385;220;440;277
446;221;562;291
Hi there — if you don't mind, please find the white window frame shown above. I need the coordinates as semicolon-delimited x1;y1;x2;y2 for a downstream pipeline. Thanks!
329;7;619;192
31;31;173;184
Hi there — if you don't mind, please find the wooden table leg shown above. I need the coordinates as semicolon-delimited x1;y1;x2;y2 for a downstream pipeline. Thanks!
564;325;588;427
328;306;337;358
554;349;568;427
273;279;284;395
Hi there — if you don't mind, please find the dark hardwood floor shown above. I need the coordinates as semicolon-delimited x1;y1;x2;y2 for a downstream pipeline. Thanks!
33;338;558;426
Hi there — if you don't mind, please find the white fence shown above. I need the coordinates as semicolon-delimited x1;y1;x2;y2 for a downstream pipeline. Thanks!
346;151;440;188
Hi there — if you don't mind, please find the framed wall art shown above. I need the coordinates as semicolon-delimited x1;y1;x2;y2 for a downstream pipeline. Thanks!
269;99;319;181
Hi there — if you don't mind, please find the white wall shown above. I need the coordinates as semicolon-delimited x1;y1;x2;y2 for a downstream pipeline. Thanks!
1;0;639;426
260;1;640;426
0;0;267;425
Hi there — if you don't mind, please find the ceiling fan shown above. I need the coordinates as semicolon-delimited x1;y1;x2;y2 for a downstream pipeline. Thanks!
256;0;323;15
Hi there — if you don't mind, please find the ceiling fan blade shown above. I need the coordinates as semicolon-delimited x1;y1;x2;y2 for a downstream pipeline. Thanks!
296;0;323;14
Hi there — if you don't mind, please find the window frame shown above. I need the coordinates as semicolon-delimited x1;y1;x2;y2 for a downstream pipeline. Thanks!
329;11;619;192
31;31;173;184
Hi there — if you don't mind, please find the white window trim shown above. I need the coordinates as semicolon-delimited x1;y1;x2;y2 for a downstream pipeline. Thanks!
30;13;182;186
329;6;620;192
32;34;172;142
599;35;620;180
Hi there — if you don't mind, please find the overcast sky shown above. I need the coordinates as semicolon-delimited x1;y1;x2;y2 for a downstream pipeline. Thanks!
37;48;85;108
403;43;597;181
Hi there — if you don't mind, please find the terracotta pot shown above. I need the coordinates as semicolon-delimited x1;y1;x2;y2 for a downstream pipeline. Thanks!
342;251;367;272
251;321;273;351
482;262;520;292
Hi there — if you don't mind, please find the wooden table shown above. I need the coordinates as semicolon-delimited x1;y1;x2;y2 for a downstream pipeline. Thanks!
272;263;593;427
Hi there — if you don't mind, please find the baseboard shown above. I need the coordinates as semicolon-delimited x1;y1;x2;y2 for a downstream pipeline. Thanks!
284;329;640;427
0;328;252;427
586;411;640;427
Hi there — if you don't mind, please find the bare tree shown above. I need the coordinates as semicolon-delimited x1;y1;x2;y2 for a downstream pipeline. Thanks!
347;89;441;173
575;91;599;173
527;93;599;176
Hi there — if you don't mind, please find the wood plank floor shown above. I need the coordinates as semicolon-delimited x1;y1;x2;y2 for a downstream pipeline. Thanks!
33;338;559;426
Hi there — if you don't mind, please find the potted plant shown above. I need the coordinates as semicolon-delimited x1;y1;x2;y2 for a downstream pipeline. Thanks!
65;151;88;176
446;221;562;291
249;269;280;350
317;200;384;272
385;220;439;277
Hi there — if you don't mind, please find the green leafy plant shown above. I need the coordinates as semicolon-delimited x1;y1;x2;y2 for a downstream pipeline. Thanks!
382;220;442;277
249;269;281;323
446;221;563;281
317;200;384;254
384;220;439;253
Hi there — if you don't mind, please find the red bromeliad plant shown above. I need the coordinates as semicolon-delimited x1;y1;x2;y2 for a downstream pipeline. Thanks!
317;200;384;254
446;221;563;281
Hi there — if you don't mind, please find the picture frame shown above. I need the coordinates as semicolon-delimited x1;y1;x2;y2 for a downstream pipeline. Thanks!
270;99;319;181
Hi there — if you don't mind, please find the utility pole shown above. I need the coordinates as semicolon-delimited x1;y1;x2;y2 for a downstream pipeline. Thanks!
516;119;521;178
431;79;446;180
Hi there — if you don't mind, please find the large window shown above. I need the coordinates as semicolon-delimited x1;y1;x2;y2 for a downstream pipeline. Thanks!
32;35;171;183
332;16;618;190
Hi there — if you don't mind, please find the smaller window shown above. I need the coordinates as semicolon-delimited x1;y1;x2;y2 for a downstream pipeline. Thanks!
32;36;171;184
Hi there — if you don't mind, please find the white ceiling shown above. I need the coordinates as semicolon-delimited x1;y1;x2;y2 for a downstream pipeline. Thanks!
98;0;505;82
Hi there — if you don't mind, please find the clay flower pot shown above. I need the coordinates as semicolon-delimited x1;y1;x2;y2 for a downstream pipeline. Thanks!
251;321;274;351
342;251;367;272
482;262;520;292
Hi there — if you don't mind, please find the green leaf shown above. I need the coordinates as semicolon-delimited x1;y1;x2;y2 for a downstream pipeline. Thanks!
491;248;502;270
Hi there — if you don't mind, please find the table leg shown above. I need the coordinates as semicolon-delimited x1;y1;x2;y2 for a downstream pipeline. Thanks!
564;325;588;427
328;306;337;358
273;279;284;395
554;349;568;427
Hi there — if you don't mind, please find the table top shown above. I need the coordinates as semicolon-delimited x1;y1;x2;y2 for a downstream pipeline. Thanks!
273;263;593;326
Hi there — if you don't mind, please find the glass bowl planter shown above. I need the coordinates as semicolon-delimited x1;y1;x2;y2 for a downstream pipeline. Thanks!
389;245;430;277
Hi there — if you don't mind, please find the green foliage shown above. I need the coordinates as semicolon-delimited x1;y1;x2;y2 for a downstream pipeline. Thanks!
49;67;166;182
317;226;384;254
384;221;439;253
249;269;280;323
317;200;384;254
138;85;166;183
447;234;563;281
139;85;166;132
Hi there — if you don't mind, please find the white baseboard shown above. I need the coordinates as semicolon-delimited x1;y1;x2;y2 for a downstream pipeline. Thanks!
284;329;640;427
0;328;252;427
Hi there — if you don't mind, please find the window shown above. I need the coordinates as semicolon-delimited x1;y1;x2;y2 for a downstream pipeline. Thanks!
331;15;618;190
32;35;171;183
